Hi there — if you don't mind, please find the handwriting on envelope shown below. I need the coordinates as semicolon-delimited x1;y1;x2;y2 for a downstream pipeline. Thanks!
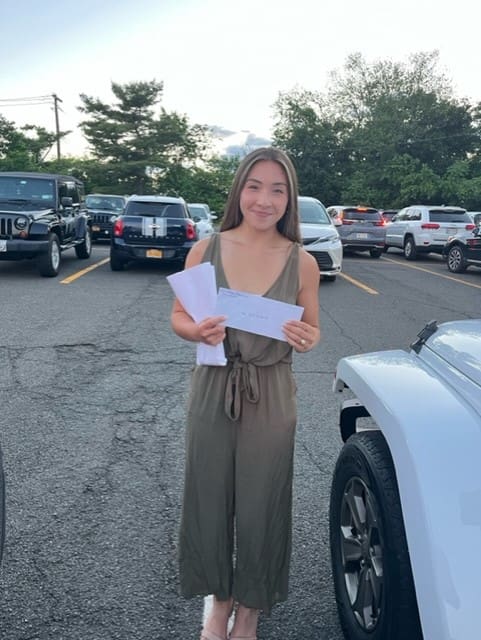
215;288;304;341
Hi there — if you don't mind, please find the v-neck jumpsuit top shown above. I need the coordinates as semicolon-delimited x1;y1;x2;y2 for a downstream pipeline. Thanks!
179;232;300;614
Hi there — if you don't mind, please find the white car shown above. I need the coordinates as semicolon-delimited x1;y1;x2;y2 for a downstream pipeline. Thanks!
298;196;343;281
330;319;481;640
188;203;217;240
385;205;475;260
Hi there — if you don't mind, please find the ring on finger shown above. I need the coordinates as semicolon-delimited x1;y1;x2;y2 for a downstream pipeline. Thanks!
300;338;306;346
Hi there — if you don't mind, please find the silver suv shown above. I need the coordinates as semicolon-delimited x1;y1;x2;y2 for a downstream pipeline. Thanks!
385;205;475;260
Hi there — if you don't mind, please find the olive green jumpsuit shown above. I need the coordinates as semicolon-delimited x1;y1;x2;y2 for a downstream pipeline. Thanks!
179;233;299;614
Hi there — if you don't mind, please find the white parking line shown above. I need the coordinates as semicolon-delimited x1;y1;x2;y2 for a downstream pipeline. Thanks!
383;257;481;290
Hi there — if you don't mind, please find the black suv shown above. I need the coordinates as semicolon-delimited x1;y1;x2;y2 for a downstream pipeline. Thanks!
110;195;196;271
443;226;481;273
85;193;127;240
0;172;92;276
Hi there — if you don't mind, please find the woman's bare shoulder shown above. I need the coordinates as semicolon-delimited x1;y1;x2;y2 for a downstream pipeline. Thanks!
185;237;214;267
298;246;320;283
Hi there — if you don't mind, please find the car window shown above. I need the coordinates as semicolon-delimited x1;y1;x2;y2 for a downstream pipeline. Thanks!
86;195;125;211
342;207;380;221
189;206;208;219
0;176;56;207
428;209;472;223
299;199;331;224
125;201;186;218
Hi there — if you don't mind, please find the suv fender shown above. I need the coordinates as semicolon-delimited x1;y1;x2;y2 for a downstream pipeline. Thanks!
334;350;481;640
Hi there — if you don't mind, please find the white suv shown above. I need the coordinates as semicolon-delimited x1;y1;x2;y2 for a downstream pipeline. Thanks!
385;205;475;260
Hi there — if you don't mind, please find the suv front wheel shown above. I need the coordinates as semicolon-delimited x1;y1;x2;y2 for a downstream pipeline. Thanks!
75;227;92;259
403;236;418;261
38;233;61;277
447;244;467;273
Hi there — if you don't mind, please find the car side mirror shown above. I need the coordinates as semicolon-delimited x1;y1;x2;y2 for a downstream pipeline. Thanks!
211;214;218;221
192;215;201;223
61;196;73;208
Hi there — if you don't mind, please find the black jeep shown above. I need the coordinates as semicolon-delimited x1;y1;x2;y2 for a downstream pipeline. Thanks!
0;172;92;277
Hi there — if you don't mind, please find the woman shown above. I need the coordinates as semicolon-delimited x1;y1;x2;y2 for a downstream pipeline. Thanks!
171;147;320;640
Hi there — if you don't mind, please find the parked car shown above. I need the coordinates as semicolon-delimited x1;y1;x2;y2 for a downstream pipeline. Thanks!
110;195;197;271
330;318;481;640
442;225;481;272
188;203;217;240
326;205;385;258
0;171;91;276
467;211;481;227
380;208;399;223
385;205;475;260
85;194;127;240
298;196;342;281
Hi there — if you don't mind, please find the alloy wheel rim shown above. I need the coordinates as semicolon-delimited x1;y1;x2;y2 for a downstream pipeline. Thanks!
339;476;384;631
51;241;60;270
448;247;462;270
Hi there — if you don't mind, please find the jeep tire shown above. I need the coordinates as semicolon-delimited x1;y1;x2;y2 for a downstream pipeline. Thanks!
403;236;418;260
329;431;422;640
110;249;125;271
75;227;92;259
447;244;467;273
38;233;61;277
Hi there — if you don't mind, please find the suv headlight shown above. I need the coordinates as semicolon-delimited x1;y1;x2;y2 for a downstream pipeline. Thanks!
14;217;28;230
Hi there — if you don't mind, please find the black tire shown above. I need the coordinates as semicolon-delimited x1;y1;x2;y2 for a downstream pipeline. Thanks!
75;227;92;259
110;249;125;271
0;446;5;569
446;244;467;273
329;431;422;640
38;233;61;277
370;248;382;258
403;236;417;260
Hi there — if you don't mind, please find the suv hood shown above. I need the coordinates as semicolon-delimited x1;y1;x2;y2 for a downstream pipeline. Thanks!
300;222;339;241
422;319;481;387
0;207;54;219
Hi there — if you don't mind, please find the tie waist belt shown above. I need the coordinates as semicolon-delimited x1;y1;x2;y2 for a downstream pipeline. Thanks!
224;355;260;421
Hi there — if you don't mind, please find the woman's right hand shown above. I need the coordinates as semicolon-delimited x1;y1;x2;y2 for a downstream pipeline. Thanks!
196;315;227;345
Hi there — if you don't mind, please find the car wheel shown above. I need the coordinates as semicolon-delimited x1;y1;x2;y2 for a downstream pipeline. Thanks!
75;227;92;259
329;431;422;640
38;233;61;277
447;244;467;273
110;249;125;271
403;236;417;260
370;248;382;258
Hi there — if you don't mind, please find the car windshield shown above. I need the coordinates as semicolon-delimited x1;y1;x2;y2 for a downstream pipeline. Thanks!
299;200;331;224
86;195;125;211
429;209;472;223
125;201;186;218
0;176;55;208
189;206;208;219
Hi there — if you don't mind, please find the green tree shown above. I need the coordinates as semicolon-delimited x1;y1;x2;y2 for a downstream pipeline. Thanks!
78;80;211;194
0;115;64;170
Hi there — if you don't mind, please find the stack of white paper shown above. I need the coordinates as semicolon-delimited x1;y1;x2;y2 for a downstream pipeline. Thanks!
167;263;227;366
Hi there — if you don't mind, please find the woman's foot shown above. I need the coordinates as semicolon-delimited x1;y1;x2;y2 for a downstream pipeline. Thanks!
201;596;234;640
229;604;259;639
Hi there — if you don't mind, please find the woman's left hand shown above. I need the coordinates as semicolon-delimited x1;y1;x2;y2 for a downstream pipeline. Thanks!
283;320;320;352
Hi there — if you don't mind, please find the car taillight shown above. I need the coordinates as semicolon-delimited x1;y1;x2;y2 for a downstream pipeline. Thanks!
113;219;124;236
421;223;440;229
374;220;385;226
186;221;196;240
465;224;475;230
467;238;480;247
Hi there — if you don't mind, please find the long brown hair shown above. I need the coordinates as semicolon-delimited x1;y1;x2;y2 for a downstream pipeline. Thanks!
220;147;301;243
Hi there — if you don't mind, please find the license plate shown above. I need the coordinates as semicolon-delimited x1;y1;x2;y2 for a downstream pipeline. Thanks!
146;248;163;258
92;225;100;231
356;233;368;239
448;227;458;235
0;240;6;252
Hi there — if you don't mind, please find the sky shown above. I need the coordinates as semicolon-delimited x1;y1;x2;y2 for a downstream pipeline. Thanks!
1;0;480;158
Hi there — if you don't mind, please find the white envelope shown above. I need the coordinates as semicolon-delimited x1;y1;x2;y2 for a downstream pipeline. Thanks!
167;263;227;366
215;287;304;341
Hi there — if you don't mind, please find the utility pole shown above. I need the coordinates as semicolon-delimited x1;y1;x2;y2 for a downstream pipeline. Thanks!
52;93;62;160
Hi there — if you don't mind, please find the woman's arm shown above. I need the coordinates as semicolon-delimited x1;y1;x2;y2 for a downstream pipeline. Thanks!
170;238;226;346
283;248;321;352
